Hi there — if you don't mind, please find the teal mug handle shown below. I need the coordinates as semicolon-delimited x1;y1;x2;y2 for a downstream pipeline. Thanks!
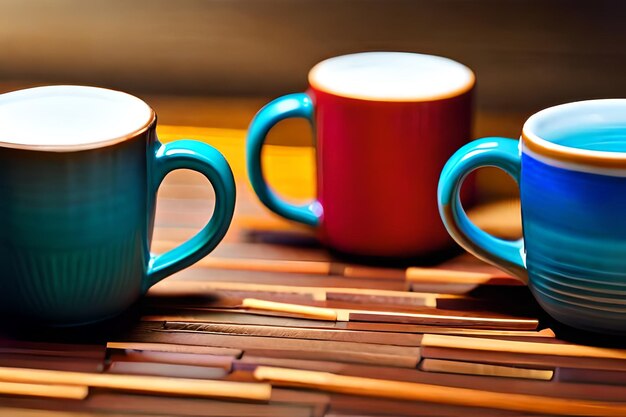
145;139;236;289
246;93;322;227
437;137;528;282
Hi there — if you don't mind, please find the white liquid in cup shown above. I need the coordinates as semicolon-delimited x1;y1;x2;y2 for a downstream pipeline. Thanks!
0;86;154;150
309;52;474;101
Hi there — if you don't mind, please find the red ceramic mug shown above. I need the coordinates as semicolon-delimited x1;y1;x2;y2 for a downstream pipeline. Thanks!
247;52;475;258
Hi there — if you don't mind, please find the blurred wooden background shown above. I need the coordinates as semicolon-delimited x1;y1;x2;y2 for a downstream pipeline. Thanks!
2;0;625;109
1;0;625;199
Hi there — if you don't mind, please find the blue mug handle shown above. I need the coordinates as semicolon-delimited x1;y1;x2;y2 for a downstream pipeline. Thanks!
145;139;236;290
246;93;322;227
438;137;528;282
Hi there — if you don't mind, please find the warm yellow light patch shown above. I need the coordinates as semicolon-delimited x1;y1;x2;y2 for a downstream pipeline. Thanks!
157;125;316;202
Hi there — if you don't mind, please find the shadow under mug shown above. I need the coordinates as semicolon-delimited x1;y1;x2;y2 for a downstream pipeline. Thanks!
439;99;626;334
247;52;475;258
0;86;236;325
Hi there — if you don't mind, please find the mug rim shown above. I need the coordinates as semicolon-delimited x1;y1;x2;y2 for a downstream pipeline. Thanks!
522;99;626;169
0;85;156;152
308;51;475;102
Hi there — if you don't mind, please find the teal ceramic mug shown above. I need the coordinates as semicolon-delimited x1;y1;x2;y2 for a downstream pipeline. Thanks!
0;86;236;325
438;99;626;334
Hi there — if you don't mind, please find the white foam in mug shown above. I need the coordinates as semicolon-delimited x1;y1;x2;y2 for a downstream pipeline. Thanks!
309;52;474;101
0;85;154;150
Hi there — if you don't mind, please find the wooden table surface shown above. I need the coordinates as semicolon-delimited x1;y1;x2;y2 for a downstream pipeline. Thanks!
0;107;625;416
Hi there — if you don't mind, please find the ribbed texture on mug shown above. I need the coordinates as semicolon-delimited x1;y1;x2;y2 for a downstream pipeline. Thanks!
528;229;626;332
1;232;144;325
522;153;626;333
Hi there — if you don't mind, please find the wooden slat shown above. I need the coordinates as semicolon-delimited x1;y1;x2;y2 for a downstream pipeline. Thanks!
325;288;438;307
162;295;538;330
0;354;103;373
108;349;234;370
0;408;103;417
141;310;553;339
253;366;626;416
241;298;337;321
0;391;306;417
150;279;437;306
420;358;553;381
150;294;318;310
343;322;554;339
422;334;626;360
163;321;423;346
0;381;88;400
142;310;342;328
0;340;105;360
150;292;449;316
422;345;626;373
237;355;355;374
155;241;332;263
83;391;311;417
107;362;228;379
421;334;626;372
239;348;418;369
0;366;271;401
344;309;537;330
406;267;518;285
327;394;522;417
556;367;626;386
120;324;421;368
170;267;408;291
271;389;329;417
105;342;242;357
187;256;334;275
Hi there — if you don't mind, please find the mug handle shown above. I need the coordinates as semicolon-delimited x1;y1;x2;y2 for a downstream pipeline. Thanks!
246;92;322;227
145;139;236;290
438;137;528;282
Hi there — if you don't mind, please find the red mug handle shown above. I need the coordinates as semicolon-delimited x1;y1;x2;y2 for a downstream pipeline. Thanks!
246;93;322;227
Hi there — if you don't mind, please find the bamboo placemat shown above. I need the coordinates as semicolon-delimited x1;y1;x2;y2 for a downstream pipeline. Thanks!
0;125;623;416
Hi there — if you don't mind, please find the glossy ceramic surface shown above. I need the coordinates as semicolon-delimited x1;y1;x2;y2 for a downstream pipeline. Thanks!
438;99;626;334
0;86;236;325
247;52;474;258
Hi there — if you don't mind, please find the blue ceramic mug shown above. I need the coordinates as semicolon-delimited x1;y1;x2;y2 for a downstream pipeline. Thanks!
439;99;626;334
0;86;236;325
